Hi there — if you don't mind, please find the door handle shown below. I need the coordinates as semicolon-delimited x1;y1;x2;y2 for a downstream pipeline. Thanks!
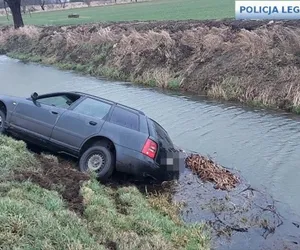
51;111;58;115
89;121;97;126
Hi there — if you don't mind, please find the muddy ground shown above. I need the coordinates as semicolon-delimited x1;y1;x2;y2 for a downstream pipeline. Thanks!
12;154;90;215
1;19;300;113
174;150;300;250
173;168;300;250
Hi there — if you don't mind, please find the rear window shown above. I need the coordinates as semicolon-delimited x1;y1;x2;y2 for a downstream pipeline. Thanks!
110;106;139;131
151;119;173;146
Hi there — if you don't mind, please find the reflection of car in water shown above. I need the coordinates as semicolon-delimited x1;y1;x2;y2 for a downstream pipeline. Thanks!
0;91;179;181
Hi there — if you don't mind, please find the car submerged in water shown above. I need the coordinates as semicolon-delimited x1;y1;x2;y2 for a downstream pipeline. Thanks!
0;91;180;181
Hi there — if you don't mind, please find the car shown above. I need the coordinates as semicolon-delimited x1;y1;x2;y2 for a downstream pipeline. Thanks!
0;91;179;181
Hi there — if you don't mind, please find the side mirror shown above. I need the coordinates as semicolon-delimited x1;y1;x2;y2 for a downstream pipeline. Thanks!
31;92;38;101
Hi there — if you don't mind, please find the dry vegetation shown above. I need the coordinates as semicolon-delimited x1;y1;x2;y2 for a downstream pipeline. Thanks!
185;154;240;191
1;19;300;113
0;134;210;249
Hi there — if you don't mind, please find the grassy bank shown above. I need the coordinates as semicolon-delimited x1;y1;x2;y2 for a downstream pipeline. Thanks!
0;135;210;249
1;19;300;114
0;0;234;26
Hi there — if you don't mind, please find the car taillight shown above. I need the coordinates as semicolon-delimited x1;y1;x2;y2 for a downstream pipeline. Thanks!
142;139;157;159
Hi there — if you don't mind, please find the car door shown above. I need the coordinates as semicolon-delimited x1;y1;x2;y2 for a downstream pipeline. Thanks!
9;93;77;142
50;97;113;154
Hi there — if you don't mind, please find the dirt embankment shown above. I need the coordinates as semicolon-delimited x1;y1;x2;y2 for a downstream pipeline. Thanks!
0;135;211;250
1;19;300;113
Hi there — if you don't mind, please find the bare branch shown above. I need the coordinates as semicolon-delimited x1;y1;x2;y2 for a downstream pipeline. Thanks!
3;0;9;21
40;0;45;10
211;209;249;232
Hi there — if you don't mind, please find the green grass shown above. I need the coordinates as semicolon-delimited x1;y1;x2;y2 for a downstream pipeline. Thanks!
0;0;235;26
0;134;210;249
0;181;104;250
0;136;38;180
82;180;210;249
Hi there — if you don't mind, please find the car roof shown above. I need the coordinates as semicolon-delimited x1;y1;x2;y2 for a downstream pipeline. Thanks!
70;91;146;116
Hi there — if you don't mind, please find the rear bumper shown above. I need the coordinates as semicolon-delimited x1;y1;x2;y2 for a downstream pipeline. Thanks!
115;145;179;181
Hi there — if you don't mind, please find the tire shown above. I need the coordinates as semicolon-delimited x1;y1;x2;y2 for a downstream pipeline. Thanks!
79;144;115;181
0;110;6;134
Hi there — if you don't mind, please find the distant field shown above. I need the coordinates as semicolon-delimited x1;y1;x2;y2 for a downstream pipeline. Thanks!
0;0;235;26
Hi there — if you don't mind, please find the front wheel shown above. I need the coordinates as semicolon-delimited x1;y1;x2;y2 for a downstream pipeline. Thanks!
0;110;6;134
79;145;115;181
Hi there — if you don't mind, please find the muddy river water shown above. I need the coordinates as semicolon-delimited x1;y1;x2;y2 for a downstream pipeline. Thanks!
1;55;300;249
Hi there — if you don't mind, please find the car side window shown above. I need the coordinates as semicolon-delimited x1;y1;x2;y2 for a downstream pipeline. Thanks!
110;106;139;131
37;95;73;109
73;98;112;119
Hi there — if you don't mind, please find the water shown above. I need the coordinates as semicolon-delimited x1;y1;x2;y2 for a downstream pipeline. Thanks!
1;55;300;248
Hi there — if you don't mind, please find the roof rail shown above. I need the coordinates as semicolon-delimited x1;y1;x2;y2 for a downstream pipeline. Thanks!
72;91;115;104
116;103;145;115
72;91;145;115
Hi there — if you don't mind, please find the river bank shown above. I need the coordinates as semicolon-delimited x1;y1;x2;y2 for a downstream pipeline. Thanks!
0;135;210;249
1;19;300;113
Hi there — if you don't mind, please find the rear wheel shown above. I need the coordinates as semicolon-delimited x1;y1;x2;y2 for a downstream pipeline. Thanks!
0;110;6;134
79;144;115;181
